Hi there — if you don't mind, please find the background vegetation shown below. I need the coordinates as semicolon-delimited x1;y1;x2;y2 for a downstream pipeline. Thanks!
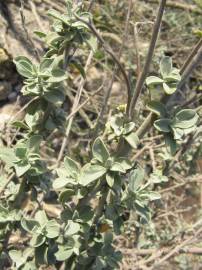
0;0;201;269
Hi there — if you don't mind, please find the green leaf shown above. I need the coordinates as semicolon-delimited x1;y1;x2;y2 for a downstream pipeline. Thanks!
147;101;167;117
110;162;125;173
10;248;33;268
160;56;172;78
164;133;177;155
53;177;75;189
44;89;65;105
115;158;133;171
106;173;115;188
39;58;54;73
128;167;145;193
172;109;198;129
154;119;171;133
14;163;31;177
146;191;161;201
59;189;75;204
27;135;42;152
14;56;34;78
123;122;135;135
149;170;168;184
79;164;107;186
45;220;60;238
172;127;184;140
109;115;124;136
48;68;67;83
164;68;181;82
30;234;46;247
35;244;48;265
163;82;177;95
124;132;139;148
92;138;110;163
64;157;80;178
48;9;71;26
146;76;164;86
21;218;40;233
0;147;16;167
65;221;80;236
55;246;73;261
35;210;48;227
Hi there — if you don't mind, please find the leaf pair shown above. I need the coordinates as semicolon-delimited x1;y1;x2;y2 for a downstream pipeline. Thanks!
154;109;199;140
79;138;133;187
107;113;139;149
146;56;181;95
21;210;60;247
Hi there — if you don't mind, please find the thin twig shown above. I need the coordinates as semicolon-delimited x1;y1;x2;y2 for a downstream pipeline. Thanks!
57;51;94;165
129;0;167;119
180;38;202;74
93;0;133;136
74;14;132;108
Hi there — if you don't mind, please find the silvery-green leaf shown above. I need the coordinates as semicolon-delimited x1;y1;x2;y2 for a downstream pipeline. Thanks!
14;163;31;177
110;162;126;173
128;167;145;192
14;56;35;78
39;58;54;73
172;127;184;140
9;250;25;268
21;218;40;233
64;157;80;178
160;56;172;78
45;220;60;238
115;158;133;171
35;210;48;227
79;164;107;186
146;191;161;201
146;76;164;86
27;135;42;152
183;125;197;135
53;177;76;189
59;189;75;204
173;109;198;129
163;82;177;95
0;147;16;167
123;122;135;135
30;234;46;247
164;134;177;156
106;173;115;188
86;35;97;52
154;119;171;133
109;115;124;136
47;68;67;83
164;68;181;82
44;89;65;105
65;221;80;236
124;132;139;148
55;246;73;261
149;170;168;184
147;101;167;117
35;244;48;266
92;138;110;163
48;9;71;26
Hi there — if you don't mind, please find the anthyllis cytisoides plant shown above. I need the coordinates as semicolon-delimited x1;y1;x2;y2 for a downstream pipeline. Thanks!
0;1;199;269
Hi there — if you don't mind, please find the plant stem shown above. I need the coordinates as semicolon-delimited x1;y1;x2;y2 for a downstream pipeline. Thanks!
180;38;202;74
128;0;167;119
